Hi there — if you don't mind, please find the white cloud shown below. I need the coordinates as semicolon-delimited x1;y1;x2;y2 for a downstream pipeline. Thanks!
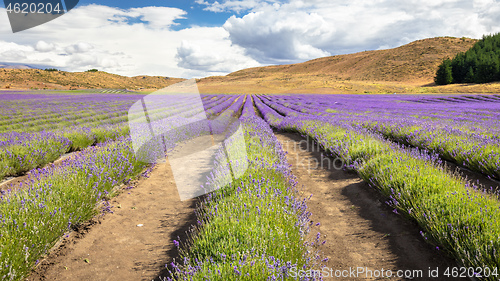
127;7;187;29
199;0;500;64
65;42;94;54
35;41;56;52
195;0;278;13
224;9;332;64
176;39;260;73
0;39;125;70
0;5;260;78
0;41;33;61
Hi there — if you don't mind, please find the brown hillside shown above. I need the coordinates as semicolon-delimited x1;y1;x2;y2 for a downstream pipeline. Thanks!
0;69;185;91
198;37;480;94
1;37;490;94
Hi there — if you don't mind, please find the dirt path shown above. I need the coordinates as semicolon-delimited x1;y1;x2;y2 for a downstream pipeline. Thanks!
28;161;198;281
276;132;467;280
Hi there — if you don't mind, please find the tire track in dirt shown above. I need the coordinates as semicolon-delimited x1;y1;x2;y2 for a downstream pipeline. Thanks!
28;161;198;281
276;132;467;281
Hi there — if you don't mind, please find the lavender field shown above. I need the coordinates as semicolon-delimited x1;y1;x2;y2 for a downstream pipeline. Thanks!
1;91;500;280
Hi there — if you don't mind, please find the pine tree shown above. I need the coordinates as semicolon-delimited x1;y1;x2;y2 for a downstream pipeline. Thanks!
435;59;453;85
475;58;499;83
435;33;500;84
451;53;466;83
464;66;475;83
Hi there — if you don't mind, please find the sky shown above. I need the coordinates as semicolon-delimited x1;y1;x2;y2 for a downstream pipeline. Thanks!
1;0;500;78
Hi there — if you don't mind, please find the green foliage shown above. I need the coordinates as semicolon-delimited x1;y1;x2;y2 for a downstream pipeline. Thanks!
0;126;130;182
0;134;70;179
286;120;500;280
435;59;453;85
86;69;98;72
435;33;500;84
364;122;500;180
0;139;147;280
168;119;322;280
464;66;474;83
44;68;59;72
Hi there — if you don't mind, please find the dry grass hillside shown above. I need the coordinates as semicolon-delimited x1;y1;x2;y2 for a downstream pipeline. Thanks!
227;37;476;83
0;69;184;91
3;37;500;94
198;37;500;94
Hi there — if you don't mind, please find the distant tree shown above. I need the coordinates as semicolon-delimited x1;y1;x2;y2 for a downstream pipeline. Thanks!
45;68;59;72
464;66;475;83
86;69;98;72
475;57;499;83
436;33;500;84
451;53;467;83
435;59;453;85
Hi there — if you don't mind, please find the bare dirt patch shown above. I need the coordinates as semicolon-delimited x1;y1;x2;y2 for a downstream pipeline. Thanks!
28;160;198;281
276;132;466;280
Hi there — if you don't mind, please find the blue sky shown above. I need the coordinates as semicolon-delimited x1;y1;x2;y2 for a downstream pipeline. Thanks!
77;0;233;30
1;0;500;78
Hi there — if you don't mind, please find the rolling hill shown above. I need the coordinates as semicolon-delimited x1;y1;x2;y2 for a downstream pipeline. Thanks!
0;69;184;91
0;63;37;70
197;37;485;94
2;36;497;94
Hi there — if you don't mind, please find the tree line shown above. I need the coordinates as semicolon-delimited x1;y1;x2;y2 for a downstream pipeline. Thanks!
435;33;500;85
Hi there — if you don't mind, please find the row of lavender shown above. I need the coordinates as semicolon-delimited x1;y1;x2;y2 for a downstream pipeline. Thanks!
0;93;233;132
0;93;239;182
167;95;325;280
255;94;500;280
0;93;247;280
264;94;500;180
